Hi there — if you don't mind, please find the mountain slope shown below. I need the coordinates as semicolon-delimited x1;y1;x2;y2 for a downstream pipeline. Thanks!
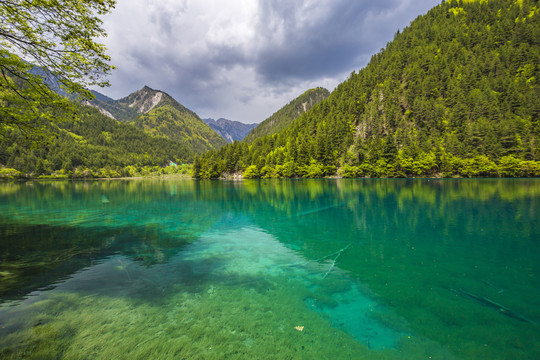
195;0;540;178
0;104;192;176
202;118;258;143
243;87;330;142
87;90;137;121
90;86;227;153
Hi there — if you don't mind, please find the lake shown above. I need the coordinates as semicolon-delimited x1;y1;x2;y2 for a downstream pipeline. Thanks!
0;179;539;359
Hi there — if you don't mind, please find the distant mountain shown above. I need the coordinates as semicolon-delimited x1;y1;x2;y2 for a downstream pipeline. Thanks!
202;118;258;143
29;67;68;97
89;86;227;153
243;87;330;142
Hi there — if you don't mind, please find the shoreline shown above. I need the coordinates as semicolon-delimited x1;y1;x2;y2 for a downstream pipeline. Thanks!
4;175;540;182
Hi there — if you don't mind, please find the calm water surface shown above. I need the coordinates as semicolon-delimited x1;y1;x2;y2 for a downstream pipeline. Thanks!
0;179;539;359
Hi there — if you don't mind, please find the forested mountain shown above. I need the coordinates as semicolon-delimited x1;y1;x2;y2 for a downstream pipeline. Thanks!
194;0;540;179
202;118;258;143
0;104;192;177
1;83;228;177
89;86;227;153
243;87;330;142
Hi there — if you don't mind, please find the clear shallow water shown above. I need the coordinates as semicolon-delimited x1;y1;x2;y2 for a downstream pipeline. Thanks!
0;179;539;359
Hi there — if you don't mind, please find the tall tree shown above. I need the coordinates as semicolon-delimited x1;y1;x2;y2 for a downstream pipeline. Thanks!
0;0;116;142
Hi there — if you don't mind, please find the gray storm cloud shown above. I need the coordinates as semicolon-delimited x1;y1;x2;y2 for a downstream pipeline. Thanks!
97;0;440;123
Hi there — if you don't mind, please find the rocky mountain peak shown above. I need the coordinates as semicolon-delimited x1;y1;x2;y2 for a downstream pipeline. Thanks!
121;85;166;114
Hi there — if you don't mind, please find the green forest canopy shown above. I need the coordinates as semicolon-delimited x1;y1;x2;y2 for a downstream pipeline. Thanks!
0;104;192;179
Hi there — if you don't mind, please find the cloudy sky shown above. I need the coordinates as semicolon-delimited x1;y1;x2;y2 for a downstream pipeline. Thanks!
97;0;440;124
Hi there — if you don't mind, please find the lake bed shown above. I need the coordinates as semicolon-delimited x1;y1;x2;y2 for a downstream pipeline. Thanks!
0;179;539;359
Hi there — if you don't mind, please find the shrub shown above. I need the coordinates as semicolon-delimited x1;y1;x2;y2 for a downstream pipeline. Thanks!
243;165;260;179
0;168;22;179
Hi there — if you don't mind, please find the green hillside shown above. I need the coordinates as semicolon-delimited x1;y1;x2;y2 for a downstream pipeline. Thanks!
91;86;227;152
244;87;330;142
195;0;540;179
0;105;192;178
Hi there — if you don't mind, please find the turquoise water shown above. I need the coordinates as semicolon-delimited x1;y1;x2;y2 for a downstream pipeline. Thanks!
0;179;539;359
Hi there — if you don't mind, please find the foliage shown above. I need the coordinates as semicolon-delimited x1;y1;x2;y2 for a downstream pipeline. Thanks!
0;0;116;142
243;165;260;179
0;167;21;179
195;0;540;179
